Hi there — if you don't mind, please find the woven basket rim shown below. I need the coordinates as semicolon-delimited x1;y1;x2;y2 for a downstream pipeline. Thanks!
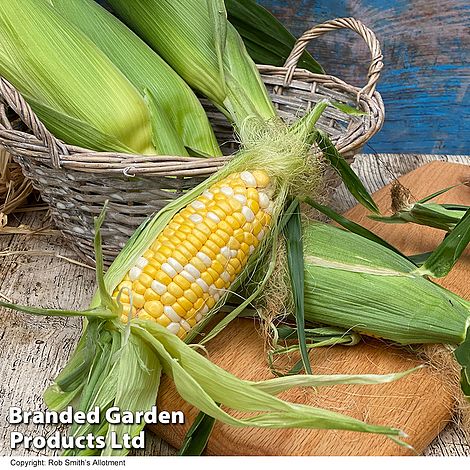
0;17;385;177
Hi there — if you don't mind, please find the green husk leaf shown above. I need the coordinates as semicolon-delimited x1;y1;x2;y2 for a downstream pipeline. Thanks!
330;101;367;116
370;203;467;232
94;201;118;316
370;183;469;232
417;184;462;203
132;321;407;442
284;200;311;374
73;327;122;422
208;0;228;95
256;367;420;395
226;0;324;74
43;331;95;411
289;100;328;141
314;131;380;214
417;208;470;278
103;336;162;456
23;96;135;154
62;326;122;456
178;411;216;456
0;299;114;319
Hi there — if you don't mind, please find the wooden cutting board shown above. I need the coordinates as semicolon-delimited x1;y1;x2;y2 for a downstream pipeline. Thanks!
151;161;470;455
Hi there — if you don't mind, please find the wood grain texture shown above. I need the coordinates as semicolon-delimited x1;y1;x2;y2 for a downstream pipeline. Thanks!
153;321;454;456
153;160;470;456
258;0;470;154
0;154;469;456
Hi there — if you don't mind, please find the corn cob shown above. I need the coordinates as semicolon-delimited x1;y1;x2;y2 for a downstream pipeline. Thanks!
299;221;470;346
0;123;415;454
0;0;414;452
114;170;273;337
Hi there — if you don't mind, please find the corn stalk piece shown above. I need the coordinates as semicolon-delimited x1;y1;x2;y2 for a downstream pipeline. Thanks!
370;182;469;233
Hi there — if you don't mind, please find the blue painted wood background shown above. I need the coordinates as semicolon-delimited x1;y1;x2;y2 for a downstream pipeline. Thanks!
258;0;469;154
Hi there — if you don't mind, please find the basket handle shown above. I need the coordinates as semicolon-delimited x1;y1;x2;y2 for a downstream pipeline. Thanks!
282;17;383;98
0;77;67;168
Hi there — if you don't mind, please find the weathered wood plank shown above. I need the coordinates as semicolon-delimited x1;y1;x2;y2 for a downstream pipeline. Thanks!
0;154;469;456
259;0;470;154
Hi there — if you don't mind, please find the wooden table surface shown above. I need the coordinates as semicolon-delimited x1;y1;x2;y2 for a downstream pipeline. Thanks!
1;153;469;457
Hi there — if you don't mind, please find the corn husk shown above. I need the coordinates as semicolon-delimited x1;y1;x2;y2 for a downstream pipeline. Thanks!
0;0;157;154
105;0;381;217
107;0;277;128
44;0;220;157
301;222;470;345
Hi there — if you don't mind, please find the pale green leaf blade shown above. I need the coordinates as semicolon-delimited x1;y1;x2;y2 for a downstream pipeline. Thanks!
133;323;406;441
103;336;162;456
256;367;420;395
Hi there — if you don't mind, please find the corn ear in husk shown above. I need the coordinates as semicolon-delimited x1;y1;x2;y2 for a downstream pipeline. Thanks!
301;222;470;345
0;211;413;455
293;217;470;400
107;0;277;127
43;0;221;157
0;0;156;154
0;134;414;454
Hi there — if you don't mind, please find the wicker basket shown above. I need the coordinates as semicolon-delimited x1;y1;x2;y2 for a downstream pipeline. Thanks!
0;149;33;219
0;18;384;264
